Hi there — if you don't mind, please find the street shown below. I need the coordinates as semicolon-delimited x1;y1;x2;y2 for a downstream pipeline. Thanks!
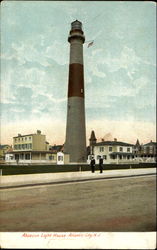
0;175;156;232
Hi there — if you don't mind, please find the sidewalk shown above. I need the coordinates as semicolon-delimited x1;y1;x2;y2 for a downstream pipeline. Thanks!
0;168;156;189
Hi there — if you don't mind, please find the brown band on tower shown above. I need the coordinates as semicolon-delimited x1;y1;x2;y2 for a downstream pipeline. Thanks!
68;63;84;98
70;29;84;35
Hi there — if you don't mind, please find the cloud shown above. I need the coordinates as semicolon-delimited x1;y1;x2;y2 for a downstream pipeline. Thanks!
85;46;148;87
0;62;67;123
93;68;106;78
11;42;50;67
1;1;155;146
1;66;48;105
86;119;156;145
102;46;141;76
0;118;66;145
45;41;68;66
106;76;148;97
1;116;156;146
85;48;106;79
1;42;68;111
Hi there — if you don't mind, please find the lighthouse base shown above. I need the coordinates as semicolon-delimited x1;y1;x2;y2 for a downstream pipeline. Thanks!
64;96;87;163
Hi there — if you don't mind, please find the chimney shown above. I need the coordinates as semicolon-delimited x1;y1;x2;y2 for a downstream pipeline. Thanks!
114;138;117;141
37;130;41;134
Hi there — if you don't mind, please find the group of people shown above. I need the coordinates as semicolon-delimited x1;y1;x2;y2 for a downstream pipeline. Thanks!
90;156;103;173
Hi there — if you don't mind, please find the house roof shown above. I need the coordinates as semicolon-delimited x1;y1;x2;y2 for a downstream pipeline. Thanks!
13;134;33;138
7;147;13;153
135;139;140;146
8;150;56;154
110;152;133;156
89;130;97;140
95;141;134;147
13;133;45;138
143;142;157;146
0;144;10;149
49;145;63;152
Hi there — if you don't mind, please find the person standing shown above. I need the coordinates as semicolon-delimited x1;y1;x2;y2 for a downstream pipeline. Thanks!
90;156;95;173
99;156;103;173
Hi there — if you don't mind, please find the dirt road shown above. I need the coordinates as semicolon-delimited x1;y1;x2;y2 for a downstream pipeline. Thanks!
0;175;156;232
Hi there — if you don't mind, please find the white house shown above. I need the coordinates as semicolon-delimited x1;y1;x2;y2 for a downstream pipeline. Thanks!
57;152;70;165
5;152;14;163
87;139;134;164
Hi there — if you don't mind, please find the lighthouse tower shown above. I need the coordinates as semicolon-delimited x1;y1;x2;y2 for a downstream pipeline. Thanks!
64;20;86;163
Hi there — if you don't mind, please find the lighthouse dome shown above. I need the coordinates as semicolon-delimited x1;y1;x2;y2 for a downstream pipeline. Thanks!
71;20;82;30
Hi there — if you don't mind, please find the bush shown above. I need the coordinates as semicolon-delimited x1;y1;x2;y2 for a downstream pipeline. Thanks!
0;163;156;175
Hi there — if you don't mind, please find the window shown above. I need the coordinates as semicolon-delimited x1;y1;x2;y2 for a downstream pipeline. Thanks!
146;146;149;152
89;155;93;160
25;154;30;160
15;154;19;160
14;145;17;149
22;138;24;141
120;147;123;152
49;156;54;160
150;146;153;150
127;148;130;152
58;156;63;161
28;144;32;149
15;138;17;142
99;147;104;152
20;154;24;159
19;144;21;149
22;144;25;149
109;147;112;152
103;155;107;160
110;155;116;159
97;155;100;160
29;137;31;140
25;137;27;141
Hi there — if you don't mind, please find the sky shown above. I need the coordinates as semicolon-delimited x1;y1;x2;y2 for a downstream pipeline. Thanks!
1;1;156;146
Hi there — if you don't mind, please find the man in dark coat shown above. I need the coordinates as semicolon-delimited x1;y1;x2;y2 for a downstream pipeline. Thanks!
99;156;103;173
90;156;95;173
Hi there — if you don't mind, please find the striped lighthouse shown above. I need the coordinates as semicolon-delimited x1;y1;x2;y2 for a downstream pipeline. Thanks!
64;20;86;163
